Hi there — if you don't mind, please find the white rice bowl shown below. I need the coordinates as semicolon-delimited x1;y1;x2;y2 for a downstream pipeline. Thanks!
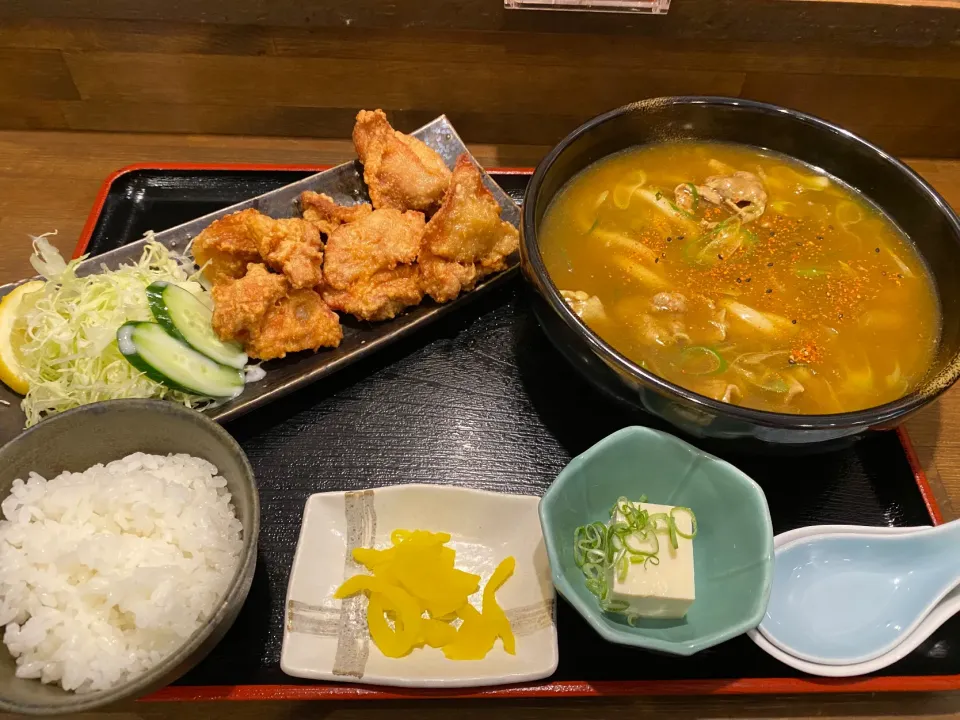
0;453;243;694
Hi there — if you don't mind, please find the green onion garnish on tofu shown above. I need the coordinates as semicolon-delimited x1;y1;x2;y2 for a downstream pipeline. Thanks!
573;496;698;617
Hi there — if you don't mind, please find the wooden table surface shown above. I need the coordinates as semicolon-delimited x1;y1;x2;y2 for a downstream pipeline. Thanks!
0;129;959;719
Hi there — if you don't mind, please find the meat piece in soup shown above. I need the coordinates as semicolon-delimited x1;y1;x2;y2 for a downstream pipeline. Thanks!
539;142;940;414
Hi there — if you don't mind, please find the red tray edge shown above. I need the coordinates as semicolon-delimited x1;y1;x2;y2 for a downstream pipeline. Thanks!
76;162;954;700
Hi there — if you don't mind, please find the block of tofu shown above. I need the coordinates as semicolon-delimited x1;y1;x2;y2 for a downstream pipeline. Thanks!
607;502;695;619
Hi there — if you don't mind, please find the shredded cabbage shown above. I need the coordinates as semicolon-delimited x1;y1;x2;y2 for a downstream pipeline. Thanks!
16;235;217;427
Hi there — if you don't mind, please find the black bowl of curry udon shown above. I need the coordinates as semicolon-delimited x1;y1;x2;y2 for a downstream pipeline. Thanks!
521;97;960;446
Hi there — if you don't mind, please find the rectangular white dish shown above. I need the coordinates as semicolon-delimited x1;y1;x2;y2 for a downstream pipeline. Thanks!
281;483;558;688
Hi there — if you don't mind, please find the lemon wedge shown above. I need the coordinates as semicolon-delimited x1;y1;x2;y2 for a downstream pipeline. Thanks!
0;280;44;395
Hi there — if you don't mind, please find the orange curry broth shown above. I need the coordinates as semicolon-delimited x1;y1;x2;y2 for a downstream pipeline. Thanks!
539;142;939;414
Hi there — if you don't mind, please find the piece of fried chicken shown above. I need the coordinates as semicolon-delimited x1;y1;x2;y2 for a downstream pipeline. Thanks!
418;155;519;303
322;208;425;321
246;212;324;289
211;263;288;343
212;263;342;360
246;288;343;361
192;208;325;289
352;109;451;215
191;208;262;286
299;191;373;238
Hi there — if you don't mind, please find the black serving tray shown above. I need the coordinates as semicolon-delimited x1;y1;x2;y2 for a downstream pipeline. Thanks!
78;165;957;700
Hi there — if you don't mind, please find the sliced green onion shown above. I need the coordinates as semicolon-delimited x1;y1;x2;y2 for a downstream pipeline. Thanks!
623;530;658;555
582;563;604;581
646;512;669;527
671;506;698;539
630;553;660;568
686;183;700;212
667;199;696;220
584;548;606;564
679;346;726;376
573;522;607;568
601;599;630;612
572;496;698;619
763;376;791;393
585;578;606;600
684;217;743;268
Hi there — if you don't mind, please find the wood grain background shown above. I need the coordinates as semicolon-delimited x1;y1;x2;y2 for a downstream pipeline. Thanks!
0;7;958;157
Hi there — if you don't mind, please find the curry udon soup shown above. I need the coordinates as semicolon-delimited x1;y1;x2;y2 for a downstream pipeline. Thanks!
539;142;940;415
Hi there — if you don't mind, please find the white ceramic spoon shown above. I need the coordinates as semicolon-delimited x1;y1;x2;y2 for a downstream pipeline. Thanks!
759;520;960;666
747;524;960;677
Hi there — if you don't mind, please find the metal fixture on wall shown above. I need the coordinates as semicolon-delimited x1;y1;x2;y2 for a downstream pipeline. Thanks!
504;0;670;14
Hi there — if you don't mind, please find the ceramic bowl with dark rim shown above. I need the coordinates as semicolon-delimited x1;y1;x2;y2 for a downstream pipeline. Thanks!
0;400;259;716
520;97;960;447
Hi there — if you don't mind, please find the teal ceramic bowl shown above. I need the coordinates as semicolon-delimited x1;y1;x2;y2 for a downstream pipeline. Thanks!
539;426;774;656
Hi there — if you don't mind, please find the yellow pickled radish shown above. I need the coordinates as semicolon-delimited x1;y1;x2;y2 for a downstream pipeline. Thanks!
336;529;516;661
442;603;497;660
391;529;450;546
418;617;457;648
352;546;396;568
483;557;516;654
366;594;407;658
335;576;422;658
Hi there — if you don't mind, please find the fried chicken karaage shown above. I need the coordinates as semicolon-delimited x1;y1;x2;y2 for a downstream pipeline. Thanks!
193;208;325;290
322;208;426;321
418;154;519;303
212;263;342;360
353;109;451;215
246;289;342;361
195;112;518;368
246;213;325;289
211;263;288;342
300;191;372;238
191;208;262;285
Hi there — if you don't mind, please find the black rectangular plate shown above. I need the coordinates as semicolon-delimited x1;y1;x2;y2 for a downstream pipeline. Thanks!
84;168;957;697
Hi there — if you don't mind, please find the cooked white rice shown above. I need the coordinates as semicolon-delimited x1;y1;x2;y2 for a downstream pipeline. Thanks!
0;453;243;693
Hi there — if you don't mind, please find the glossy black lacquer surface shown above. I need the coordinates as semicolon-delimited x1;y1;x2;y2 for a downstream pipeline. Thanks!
85;169;956;689
522;97;960;446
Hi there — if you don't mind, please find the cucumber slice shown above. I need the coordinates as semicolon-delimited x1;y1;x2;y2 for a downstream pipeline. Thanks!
117;321;244;398
147;281;247;370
